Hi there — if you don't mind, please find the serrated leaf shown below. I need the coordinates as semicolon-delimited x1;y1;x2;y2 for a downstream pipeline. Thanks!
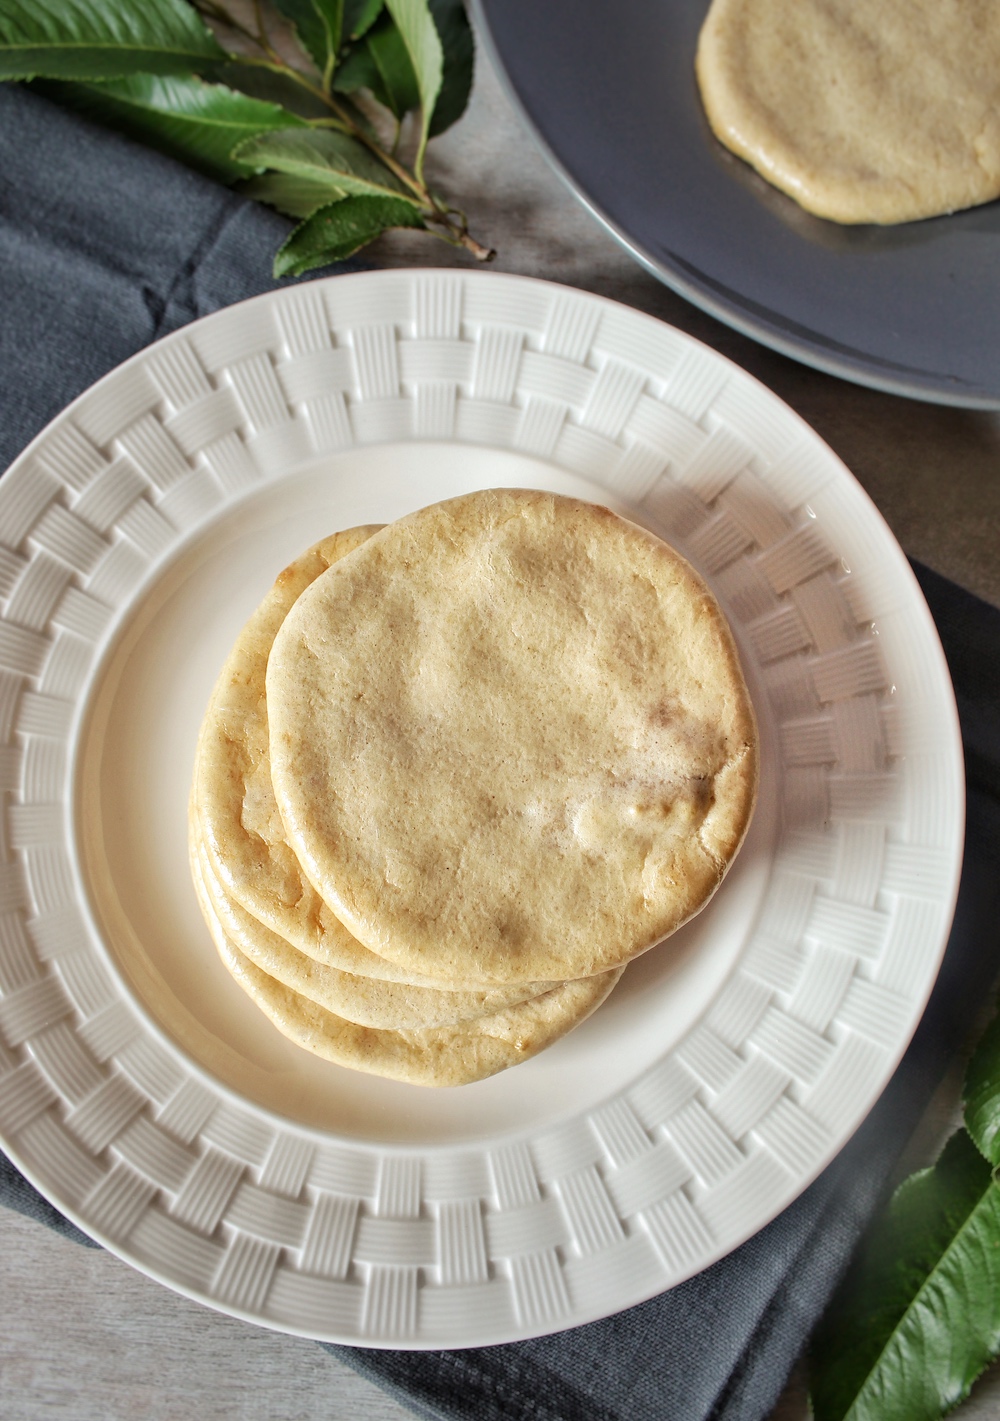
208;59;332;119
965;1010;1000;1165
238;169;345;219
333;2;465;135
331;39;382;99
426;0;471;136
274;193;425;275
809;1130;1000;1421
363;14;419;116
234;127;418;202
270;0;342;77
343;0;384;41
34;73;305;183
384;0;442;175
0;0;225;81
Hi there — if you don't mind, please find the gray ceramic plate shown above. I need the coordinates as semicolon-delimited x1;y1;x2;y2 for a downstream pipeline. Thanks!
473;0;1000;408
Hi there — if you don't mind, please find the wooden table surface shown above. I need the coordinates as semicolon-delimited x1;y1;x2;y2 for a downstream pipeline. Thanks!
3;35;1000;1421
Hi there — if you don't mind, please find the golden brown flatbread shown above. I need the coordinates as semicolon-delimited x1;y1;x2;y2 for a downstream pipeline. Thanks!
192;841;622;1086
696;0;1000;224
196;838;549;1029
267;489;758;986
191;525;557;993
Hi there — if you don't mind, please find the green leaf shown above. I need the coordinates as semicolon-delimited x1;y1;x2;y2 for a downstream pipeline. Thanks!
233;127;418;202
809;1130;1000;1421
363;14;419;116
274;193;425;275
238;169;345;219
270;0;342;77
384;0;442;174
332;13;420;121
342;0;384;41
207;59;332;120
330;36;384;99
966;1009;1000;1165
33;73;305;184
333;2;465;135
426;0;472;136
0;0;225;81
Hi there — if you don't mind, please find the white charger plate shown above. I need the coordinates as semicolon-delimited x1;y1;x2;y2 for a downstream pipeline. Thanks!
0;270;963;1348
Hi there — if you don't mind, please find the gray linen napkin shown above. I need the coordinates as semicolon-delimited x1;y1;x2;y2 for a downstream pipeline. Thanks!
2;81;999;1421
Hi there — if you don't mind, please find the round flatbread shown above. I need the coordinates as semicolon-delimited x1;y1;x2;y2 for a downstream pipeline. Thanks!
194;849;622;1087
191;526;558;994
196;839;550;1030
267;489;758;986
696;0;1000;224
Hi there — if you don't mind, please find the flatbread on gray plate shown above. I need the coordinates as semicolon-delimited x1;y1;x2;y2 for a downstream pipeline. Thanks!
696;0;1000;224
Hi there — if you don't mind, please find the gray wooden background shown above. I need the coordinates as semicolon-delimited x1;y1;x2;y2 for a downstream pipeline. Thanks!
3;34;1000;1421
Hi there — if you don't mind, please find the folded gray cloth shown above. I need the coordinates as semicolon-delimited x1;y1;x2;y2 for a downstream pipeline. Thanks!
2;80;999;1421
0;84;295;471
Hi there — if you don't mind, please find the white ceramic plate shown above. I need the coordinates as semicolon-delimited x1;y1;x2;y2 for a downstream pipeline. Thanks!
0;271;963;1348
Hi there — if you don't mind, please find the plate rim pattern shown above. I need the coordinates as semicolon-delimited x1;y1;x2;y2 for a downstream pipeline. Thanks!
0;269;964;1347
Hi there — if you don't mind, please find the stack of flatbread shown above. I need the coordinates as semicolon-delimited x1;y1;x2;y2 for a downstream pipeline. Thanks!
189;489;758;1086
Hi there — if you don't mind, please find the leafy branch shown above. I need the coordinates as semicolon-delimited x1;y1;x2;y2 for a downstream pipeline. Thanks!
809;1008;1000;1421
0;0;494;274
